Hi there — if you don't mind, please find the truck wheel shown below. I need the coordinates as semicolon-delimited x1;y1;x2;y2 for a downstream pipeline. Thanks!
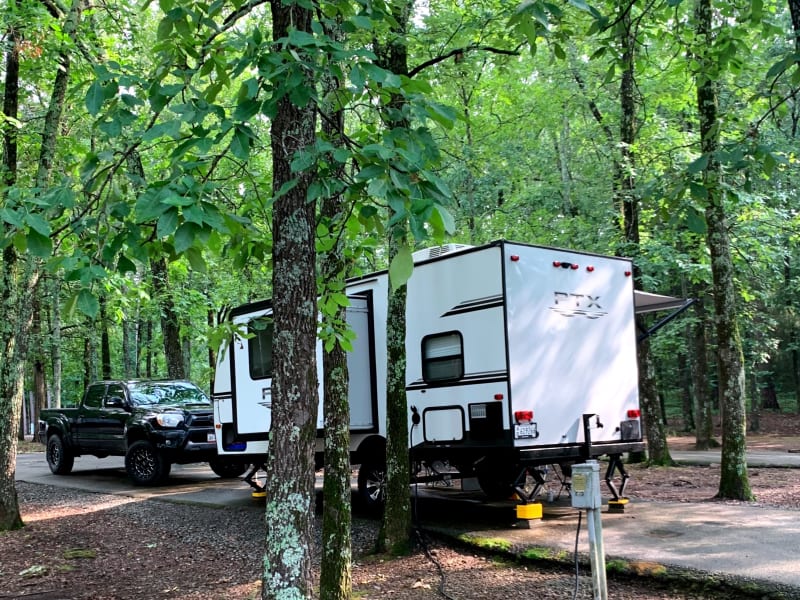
209;459;247;479
125;440;171;486
46;435;74;475
357;462;386;511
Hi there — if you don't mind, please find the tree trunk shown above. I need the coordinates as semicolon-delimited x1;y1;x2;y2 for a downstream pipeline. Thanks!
1;0;81;531
151;256;185;379
615;5;672;465
99;295;112;379
694;0;752;500
262;1;318;598
376;0;414;556
318;17;352;600
381;231;413;555
50;277;62;408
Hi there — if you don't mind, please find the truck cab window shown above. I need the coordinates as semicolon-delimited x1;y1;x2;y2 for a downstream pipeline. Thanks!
105;384;126;408
422;331;464;383
83;385;105;408
249;318;274;380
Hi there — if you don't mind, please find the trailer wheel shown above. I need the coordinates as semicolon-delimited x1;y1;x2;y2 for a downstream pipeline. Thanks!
357;462;386;510
476;463;524;500
209;458;248;479
46;434;74;475
125;440;171;485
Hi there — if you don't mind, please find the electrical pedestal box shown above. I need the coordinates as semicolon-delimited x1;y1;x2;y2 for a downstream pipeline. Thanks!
570;461;602;509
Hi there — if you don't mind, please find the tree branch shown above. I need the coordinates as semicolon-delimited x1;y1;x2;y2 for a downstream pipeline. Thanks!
408;44;522;78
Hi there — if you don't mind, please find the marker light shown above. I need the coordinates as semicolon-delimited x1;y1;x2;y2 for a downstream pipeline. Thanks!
494;393;504;400
514;410;534;423
627;409;641;418
586;266;595;272
510;255;520;262
570;263;579;270
553;261;561;267
624;271;632;277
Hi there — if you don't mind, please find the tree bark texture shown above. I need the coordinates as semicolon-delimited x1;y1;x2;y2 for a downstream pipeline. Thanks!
376;0;414;556
694;0;752;500
150;256;185;379
617;6;671;464
381;232;412;554
263;2;319;598
318;19;352;600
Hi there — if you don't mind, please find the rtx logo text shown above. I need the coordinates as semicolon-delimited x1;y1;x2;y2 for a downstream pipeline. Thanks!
549;292;607;319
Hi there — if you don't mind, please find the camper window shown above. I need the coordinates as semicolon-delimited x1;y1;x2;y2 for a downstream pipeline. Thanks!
422;331;464;383
248;318;274;380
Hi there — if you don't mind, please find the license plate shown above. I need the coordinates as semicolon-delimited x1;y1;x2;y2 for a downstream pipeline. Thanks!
207;433;216;443
514;423;538;439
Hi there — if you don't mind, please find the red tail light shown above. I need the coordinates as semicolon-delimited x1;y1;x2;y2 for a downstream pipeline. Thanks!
514;410;534;423
627;409;641;418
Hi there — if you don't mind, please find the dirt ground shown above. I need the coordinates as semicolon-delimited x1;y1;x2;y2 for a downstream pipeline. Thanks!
2;412;799;600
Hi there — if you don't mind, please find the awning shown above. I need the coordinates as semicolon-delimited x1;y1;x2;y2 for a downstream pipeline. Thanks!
633;291;695;341
634;291;691;315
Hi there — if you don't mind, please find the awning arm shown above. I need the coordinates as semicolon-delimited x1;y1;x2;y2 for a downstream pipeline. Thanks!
637;298;696;342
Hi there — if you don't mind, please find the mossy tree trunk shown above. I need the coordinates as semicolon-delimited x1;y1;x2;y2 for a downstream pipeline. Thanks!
318;16;352;600
694;0;752;500
0;0;81;531
376;0;414;556
262;1;319;597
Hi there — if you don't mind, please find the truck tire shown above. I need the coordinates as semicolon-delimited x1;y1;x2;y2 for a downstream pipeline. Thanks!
357;462;386;511
476;462;522;500
125;440;171;486
46;434;74;475
209;458;247;479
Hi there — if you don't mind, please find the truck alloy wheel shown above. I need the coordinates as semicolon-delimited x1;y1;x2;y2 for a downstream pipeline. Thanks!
46;435;74;475
125;440;171;486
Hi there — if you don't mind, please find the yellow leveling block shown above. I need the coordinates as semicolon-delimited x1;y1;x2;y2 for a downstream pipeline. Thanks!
607;498;629;513
252;490;267;499
516;502;543;520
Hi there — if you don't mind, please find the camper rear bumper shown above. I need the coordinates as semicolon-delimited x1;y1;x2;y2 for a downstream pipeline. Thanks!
517;441;646;465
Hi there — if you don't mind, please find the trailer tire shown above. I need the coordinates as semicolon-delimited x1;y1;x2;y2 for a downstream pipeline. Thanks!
209;458;248;479
46;434;74;475
357;462;386;510
125;440;171;486
476;463;522;500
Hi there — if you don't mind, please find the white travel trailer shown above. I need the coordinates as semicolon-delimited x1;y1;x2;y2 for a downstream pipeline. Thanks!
212;240;688;505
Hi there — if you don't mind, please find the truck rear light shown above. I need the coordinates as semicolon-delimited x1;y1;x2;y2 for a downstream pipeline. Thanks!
514;410;533;423
627;409;641;418
494;393;504;400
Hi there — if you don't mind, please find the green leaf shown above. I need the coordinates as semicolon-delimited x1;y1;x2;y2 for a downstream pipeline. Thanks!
355;164;386;181
686;207;707;234
174;222;197;253
388;243;413;292
77;288;100;318
26;230;52;257
184;247;206;272
687;154;709;175
24;213;51;236
85;81;105;116
117;255;137;274
689;182;708;201
156;209;179;238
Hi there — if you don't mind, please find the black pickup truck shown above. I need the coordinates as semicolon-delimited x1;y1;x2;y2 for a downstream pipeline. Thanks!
38;379;247;485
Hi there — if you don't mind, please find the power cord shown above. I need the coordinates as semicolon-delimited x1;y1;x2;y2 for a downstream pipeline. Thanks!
572;509;583;600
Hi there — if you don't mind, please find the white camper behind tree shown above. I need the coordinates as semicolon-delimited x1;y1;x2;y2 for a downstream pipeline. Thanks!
212;240;687;506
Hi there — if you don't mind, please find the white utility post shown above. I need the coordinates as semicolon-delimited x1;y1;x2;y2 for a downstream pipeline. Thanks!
571;460;608;600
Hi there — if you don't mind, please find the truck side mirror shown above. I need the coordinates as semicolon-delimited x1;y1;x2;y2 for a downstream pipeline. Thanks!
106;395;127;409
